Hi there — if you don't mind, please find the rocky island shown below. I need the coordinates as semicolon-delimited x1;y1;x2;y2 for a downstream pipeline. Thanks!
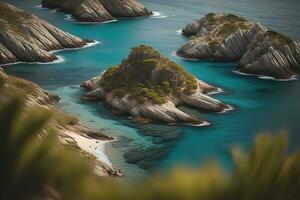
81;45;230;125
178;13;300;80
41;0;152;22
0;2;92;66
0;68;120;177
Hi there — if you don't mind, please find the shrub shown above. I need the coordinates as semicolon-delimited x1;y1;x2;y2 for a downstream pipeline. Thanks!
209;39;222;47
218;23;239;35
99;46;199;104
113;88;127;98
266;30;293;44
162;81;172;93
183;88;194;95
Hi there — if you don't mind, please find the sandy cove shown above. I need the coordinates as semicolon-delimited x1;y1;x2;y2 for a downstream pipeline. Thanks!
61;128;123;177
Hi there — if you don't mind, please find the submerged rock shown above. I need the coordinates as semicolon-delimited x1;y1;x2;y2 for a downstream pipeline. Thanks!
178;13;300;79
0;2;90;66
81;45;231;125
42;0;152;22
124;147;168;170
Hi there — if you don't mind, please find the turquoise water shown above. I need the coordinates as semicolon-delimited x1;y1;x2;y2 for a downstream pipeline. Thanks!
3;0;300;182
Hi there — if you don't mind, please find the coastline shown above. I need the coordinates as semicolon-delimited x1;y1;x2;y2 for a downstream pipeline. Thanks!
62;130;115;176
36;2;153;24
0;41;100;67
0;39;117;177
66;11;166;24
49;40;101;53
66;131;113;167
0;56;65;67
71;19;118;25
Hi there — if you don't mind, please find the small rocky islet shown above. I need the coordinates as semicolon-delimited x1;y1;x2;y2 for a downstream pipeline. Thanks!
81;45;231;125
0;2;92;66
41;0;152;22
178;13;300;80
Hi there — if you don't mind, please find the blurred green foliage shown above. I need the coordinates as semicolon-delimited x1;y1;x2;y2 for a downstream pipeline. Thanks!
0;80;116;200
1;76;300;200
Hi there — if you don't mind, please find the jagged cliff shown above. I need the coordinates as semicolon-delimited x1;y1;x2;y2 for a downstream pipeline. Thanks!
42;0;152;22
0;2;91;66
81;45;231;125
178;13;300;79
0;68;120;177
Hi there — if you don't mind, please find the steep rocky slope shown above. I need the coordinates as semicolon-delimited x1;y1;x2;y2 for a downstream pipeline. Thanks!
0;2;91;66
81;45;231;125
0;68;120;176
178;13;300;79
42;0;152;22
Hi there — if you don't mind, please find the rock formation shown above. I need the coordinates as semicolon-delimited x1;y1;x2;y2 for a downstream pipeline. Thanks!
0;2;91;66
41;0;152;22
0;69;120;177
178;13;300;79
81;45;231;125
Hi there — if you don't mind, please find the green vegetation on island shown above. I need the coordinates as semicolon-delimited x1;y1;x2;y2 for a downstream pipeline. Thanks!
206;13;250;36
100;45;198;104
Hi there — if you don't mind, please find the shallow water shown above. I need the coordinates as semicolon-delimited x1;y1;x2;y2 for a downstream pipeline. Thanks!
3;0;300;182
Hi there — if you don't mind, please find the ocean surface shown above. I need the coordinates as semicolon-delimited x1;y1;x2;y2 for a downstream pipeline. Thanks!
3;0;300;182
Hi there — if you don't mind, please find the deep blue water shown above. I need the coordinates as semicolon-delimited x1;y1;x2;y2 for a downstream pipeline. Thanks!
3;0;300;182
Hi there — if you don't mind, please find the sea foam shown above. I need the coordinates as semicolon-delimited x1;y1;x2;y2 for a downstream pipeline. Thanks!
233;70;298;82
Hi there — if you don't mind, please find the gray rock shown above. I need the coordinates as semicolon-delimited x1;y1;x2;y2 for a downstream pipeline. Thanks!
178;13;300;79
238;31;299;79
100;0;151;18
82;79;222;124
0;2;89;65
73;0;114;22
0;43;17;64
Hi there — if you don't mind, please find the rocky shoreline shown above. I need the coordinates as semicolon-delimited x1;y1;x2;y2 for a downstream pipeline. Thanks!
41;0;152;22
0;2;92;66
178;13;300;80
0;68;121;177
81;45;231;125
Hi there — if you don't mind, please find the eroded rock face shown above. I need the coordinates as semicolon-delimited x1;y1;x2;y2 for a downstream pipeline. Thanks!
81;45;230;125
73;0;114;22
0;2;90;66
178;13;300;79
237;32;299;79
42;0;152;22
100;0;150;17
